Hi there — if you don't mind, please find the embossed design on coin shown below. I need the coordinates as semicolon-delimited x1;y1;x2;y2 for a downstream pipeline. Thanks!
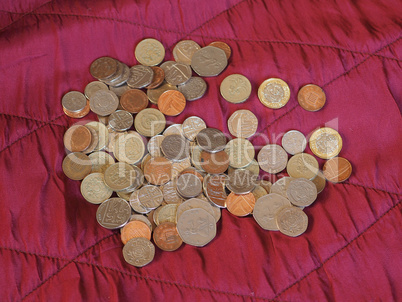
253;193;292;230
158;90;186;116
84;81;109;100
104;162;136;192
157;204;179;224
225;138;255;169
177;208;216;247
86;121;109;151
162;181;183;204
323;157;352;183
309;127;343;159
96;197;131;229
286;178;317;207
220;74;252;104
191;46;228;77
287;153;319;180
258;78;290;109
177;77;207;101
121;220;152;244
200;150;229;174
144;156;172;185
257;144;288;174
208;41;232;59
120;89;149;113
176;173;202;199
89;151;115;173
147;82;177;104
146;66;165;89
63;125;92;152
123;237;155;267
153;222;183;251
130;214;153;231
182;116;207;141
162;61;192;86
173;40;201;65
135;38;165;66
127;65;154;89
81;173;113;204
62;152;92;180
62;91;88;112
204;174;228;208
312;171;326;193
147;135;164;157
90;57;118;80
176;198;215;220
108;110;133;132
298;84;326;111
196;128;227;153
130;191;151;214
134;108;166;137
114;132;145;165
226;192;256;216
89;90;119;116
171;157;191;179
138;185;163;209
164;124;184;137
270;177;295;198
226;169;257;194
161;134;190;161
275;206;308;237
251;185;268;201
282;130;307;155
227;110;258;138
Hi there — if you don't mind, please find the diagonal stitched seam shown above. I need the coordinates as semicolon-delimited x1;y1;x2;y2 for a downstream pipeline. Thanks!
0;0;55;32
21;232;116;301
0;113;66;156
0;112;66;127
342;181;401;196
0;246;71;262
274;199;402;299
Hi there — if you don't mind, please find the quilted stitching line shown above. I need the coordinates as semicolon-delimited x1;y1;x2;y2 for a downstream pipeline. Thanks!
0;245;71;263
0;112;66;127
21;232;117;301
273;199;402;300
342;181;401;197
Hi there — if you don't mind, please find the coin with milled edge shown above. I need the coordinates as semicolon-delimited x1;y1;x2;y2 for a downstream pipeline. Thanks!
104;162;136;192
176;173;202;199
257;144;288;174
298;84;326;111
137;185;163;209
62;152;92;180
120;89;149;113
312;170;326;193
90;57;118;80
144;156;172;185
123;237;155;267
130;191;151;214
114;132;145;165
134;108;166;137
161;134;190;161
177;208;216;247
90;90;119;116
258;78;290;109
135;38;165;66
108;110;133;132
227;110;258;138
158;90;186;116
96;197;131;229
226;192;255;216
253;193;292;230
323;157;352;183
196;128;227;153
63;125;92;152
286;178;317;207
182;116;207;141
147;135;164;157
86;121;109;151
209;41;231;59
147;82;177;104
282;130;307;155
220;74;252;104
276;206;308;237
177;77;207;101
191;46;228;77
225;138;255;169
270;177;295;198
287;153;319;180
62;91;88;113
127;65;154;89
81;172;113;204
121;220;152;244
161;61;192;86
309;127;343;159
146;66;165;89
226;169;257;194
173;40;201;65
153;222;183;251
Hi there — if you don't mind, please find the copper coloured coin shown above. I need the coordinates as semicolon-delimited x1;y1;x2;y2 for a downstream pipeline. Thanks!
209;41;232;59
90;57;118;80
62;152;92;180
158;90;186;116
298;84;326;111
144;156;172;185
226;192;255;216
120;89;149;113
200;150;229;174
146;66;165;89
196;128;227;153
204;174;228;208
121;220;152;244
323;157;352;183
63;125;92;152
153;222;183;251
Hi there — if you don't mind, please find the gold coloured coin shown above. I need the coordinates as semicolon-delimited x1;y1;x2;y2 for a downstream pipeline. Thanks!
309;127;343;159
88;151;115;174
258;78;290;109
134;108;166;137
114;132;145;165
134;38;165;66
80;173;113;204
286;153;319;180
220;74;252;104
86;121;109;151
275;206;308;237
225;138;255;169
227;109;258;138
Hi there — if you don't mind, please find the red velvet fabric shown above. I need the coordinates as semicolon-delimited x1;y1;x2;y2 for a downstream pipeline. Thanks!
0;0;401;301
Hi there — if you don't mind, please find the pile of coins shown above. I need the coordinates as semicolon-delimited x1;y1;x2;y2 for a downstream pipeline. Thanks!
61;38;352;267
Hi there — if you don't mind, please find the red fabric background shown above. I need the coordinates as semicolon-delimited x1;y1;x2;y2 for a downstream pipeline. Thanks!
0;0;401;301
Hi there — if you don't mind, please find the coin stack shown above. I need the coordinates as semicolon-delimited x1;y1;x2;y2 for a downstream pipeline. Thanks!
61;38;353;267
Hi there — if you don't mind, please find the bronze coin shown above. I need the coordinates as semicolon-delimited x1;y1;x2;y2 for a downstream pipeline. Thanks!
226;192;255;217
146;66;165;89
209;41;232;59
297;84;326;112
144;156;172;185
96;197;131;229
179;167;204;183
200;150;229;174
323;157;352;183
204;174;228;208
158;90;186;116
63;125;92;152
147;82;177;104
196;128;227;153
63;103;90;119
62;152;92;180
121;220;152;244
83;126;99;154
127;65;154;89
160;134;190;162
90;57;118;80
153;222;183;251
120;89;149;113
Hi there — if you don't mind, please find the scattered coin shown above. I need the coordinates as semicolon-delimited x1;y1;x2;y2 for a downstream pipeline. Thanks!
220;74;252;104
258;78;290;109
196;128;227;153
270;177;295;198
121;220;152;244
251;185;268;201
227;109;258;138
62;152;92;180
191;46;228;77
257;144;288;174
127;65;154;89
312;170;326;193
225;138;255;169
135;38;165;66
226;192;256;216
253;193;292;231
182;116;207;141
96;197;131;229
130;214;153;231
120;89;149;113
144;156;172;185
83;127;99;154
281;130;307;155
275;206;308;237
171;157;192;179
258;179;273;193
204;174;228;208
176;198;215;220
164;124;185;137
63;125;92;152
80;173;113;204
110;84;131;97
157;204;179;224
84;81;109;100
62;91;89;118
138;185;164;209
298;84;326;111
147;82;177;104
130;190;152;214
88;151;115;173
286;178;317;207
208;41;231;59
153;222;183;251
161;134;190;161
147;135;164;157
90;57;118;80
323;157;352;183
226;169;257;194
114;132;145;165
177;77;207;101
200;150;229;174
89;90;119;116
146;66;165;89
134;108;166;137
123;237;155;267
173;40;201;65
309;127;343;159
176;173;202;199
108;110;133;132
162;61;192;86
158;90;186;116
104;162;136;192
86;121;109;151
286;153;319;180
228;159;260;176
